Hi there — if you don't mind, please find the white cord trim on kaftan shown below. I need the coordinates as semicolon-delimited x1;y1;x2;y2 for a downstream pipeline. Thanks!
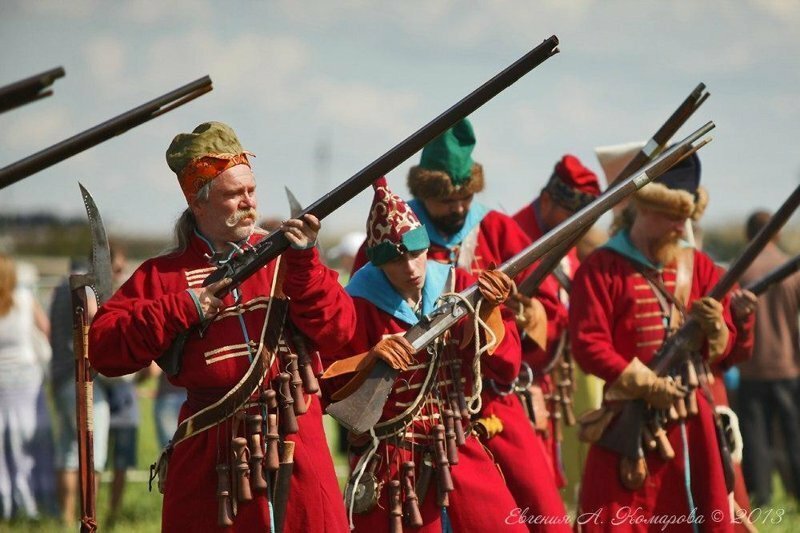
438;292;498;416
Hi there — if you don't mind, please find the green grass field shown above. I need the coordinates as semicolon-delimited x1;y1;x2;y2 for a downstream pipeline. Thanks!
3;385;799;532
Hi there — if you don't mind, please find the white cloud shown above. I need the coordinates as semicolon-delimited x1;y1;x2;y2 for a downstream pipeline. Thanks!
84;36;127;88
19;0;100;19
310;78;419;137
0;107;71;152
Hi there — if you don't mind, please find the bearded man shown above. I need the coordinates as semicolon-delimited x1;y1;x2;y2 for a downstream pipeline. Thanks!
569;153;737;532
89;122;354;532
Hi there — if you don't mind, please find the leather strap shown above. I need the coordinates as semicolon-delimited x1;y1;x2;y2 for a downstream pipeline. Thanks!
171;298;289;447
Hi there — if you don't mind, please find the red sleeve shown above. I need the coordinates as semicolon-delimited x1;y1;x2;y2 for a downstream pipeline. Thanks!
723;311;755;369
89;259;201;376
690;255;736;364
569;252;631;383
537;272;568;351
282;247;356;352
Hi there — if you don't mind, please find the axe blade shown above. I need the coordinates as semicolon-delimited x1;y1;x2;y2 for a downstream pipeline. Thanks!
284;186;303;218
76;183;112;306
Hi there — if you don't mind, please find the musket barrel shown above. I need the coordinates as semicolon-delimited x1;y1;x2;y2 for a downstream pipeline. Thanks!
745;253;800;295
0;66;65;114
708;183;800;301
516;83;710;297
205;36;561;296
0;75;213;190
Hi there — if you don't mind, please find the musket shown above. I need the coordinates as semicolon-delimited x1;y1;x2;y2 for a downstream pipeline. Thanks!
744;253;800;295
327;122;715;434
516;83;710;297
0;66;65;114
71;184;112;533
155;36;562;375
597;182;800;461
0;75;213;190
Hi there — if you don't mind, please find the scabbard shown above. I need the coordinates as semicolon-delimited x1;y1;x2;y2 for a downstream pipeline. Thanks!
272;440;295;532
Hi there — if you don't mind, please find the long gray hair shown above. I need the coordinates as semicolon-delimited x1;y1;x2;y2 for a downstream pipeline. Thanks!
165;181;213;255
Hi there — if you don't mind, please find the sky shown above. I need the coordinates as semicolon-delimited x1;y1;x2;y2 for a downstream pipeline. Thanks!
1;0;799;241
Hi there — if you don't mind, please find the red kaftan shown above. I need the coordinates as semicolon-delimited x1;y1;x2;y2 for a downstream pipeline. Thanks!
570;247;736;532
89;233;354;532
322;267;528;533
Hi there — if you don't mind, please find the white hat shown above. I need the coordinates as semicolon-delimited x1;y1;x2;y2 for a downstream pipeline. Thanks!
594;141;646;186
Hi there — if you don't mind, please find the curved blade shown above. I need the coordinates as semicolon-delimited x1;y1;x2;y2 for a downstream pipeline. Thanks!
285;186;303;218
78;183;112;305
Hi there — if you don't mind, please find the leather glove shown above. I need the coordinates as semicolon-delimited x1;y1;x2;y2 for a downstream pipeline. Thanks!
605;357;688;410
370;335;415;371
478;269;512;307
508;292;548;349
689;297;730;361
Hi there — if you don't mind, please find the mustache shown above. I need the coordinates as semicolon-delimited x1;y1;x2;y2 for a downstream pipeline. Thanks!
225;208;258;228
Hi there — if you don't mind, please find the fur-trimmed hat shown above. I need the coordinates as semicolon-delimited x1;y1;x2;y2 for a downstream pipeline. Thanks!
596;142;708;220
366;177;430;266
407;118;485;199
543;155;601;212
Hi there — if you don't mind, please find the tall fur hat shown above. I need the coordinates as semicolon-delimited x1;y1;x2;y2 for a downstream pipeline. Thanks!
596;142;708;220
407;118;485;199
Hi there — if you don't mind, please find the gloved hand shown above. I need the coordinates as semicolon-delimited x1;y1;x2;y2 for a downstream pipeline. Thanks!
605;357;688;410
477;269;512;307
689;297;730;360
369;335;416;371
508;292;548;349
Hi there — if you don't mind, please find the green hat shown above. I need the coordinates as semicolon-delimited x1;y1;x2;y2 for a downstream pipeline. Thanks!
420;118;475;185
166;121;252;200
407;118;485;199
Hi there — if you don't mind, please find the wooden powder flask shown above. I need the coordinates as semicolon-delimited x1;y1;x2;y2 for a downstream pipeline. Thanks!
442;409;459;465
416;452;434;506
388;479;403;533
641;426;657;452
291;330;320;394
232;437;253;502
685;361;699;416
275;373;299;435
246;414;268;493
674;376;688;420
450;360;469;418
216;463;235;527
433;425;454;494
651;421;675;461
401;461;423;528
265;413;280;472
286;353;308;416
449;396;466;446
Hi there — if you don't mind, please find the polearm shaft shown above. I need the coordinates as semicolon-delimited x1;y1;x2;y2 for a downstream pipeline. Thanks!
201;36;561;295
0;75;213;190
745;254;800;295
517;83;710;296
327;122;715;434
0;66;65;114
72;289;96;533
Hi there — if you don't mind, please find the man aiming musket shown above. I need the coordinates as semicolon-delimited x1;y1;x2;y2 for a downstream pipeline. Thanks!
88;122;357;531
